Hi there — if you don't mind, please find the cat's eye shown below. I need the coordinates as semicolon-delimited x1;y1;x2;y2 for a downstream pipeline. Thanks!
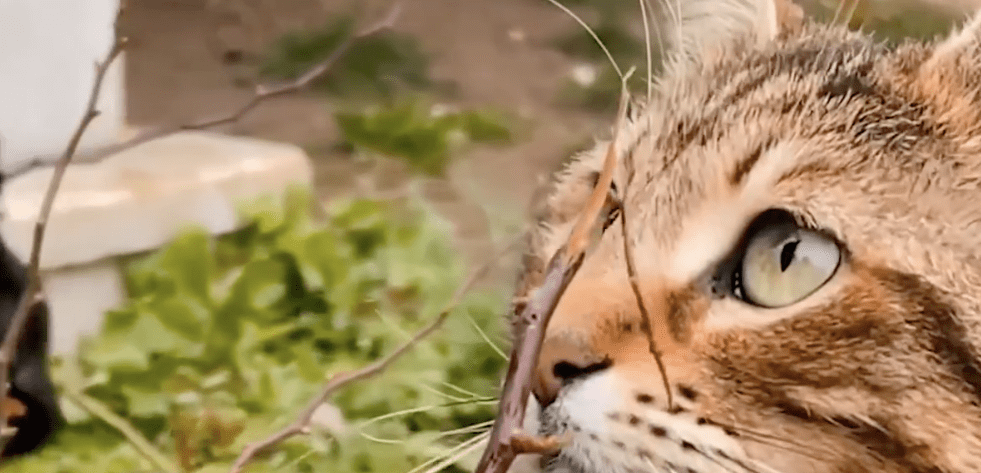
735;222;840;308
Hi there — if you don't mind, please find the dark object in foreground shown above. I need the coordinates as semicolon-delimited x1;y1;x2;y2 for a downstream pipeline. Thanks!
0;242;62;458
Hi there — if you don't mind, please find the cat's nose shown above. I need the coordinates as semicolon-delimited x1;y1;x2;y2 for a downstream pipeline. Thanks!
533;337;610;408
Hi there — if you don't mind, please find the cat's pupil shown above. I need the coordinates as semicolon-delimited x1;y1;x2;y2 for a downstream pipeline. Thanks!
779;239;799;272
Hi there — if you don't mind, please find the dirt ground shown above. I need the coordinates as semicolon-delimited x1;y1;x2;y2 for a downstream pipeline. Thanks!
122;0;609;279
120;0;981;277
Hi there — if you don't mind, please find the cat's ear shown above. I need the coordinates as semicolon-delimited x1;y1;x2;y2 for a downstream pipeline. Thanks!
662;0;803;63
896;10;981;137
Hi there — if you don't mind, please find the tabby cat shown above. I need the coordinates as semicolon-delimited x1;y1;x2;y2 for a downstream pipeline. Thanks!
513;0;981;471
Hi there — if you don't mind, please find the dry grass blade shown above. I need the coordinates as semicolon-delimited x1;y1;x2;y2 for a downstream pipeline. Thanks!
228;317;445;473
6;3;403;180
544;0;625;81
0;4;128;453
228;234;524;473
473;69;633;473
619;192;674;410
62;388;181;473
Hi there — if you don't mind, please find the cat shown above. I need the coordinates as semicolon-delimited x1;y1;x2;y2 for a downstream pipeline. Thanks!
513;1;981;471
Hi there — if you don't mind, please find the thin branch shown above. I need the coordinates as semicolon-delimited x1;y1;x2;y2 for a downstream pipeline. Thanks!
618;167;673;411
228;234;524;473
5;3;403;180
471;250;582;473
0;5;128;451
615;73;673;412
474;82;631;473
508;431;569;455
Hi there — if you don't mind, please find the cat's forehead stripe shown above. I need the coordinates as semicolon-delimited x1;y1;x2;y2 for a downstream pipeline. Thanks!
643;28;878;160
663;143;799;284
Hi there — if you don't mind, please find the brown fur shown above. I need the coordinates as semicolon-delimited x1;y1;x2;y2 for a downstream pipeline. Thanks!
515;2;981;472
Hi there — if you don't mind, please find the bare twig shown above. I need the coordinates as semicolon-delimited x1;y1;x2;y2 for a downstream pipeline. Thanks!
471;250;582;473
5;3;403;180
474;82;630;473
625;0;673;409
617;145;673;412
0;6;128;451
509;431;570;455
228;234;524;473
618;179;673;411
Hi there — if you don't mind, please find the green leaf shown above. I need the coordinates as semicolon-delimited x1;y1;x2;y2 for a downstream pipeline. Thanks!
335;99;513;176
120;384;169;417
47;187;509;473
153;297;208;341
158;230;214;303
83;332;150;372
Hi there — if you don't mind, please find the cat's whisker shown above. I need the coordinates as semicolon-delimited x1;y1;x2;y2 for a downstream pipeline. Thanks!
518;2;981;472
693;452;745;473
702;420;836;461
639;0;655;105
643;0;667;68
661;0;684;48
544;0;625;81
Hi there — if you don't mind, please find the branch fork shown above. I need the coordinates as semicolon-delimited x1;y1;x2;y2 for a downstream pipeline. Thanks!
472;76;670;473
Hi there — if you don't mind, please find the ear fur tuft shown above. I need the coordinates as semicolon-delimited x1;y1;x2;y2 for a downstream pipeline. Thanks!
662;0;802;62
926;9;981;69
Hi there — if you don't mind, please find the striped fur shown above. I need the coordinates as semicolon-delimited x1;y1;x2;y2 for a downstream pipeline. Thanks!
516;2;981;472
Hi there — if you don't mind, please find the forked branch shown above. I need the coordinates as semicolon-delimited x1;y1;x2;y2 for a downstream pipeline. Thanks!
473;81;631;473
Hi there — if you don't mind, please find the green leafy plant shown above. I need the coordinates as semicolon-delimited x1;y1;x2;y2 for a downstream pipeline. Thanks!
7;188;508;473
260;16;433;100
335;100;513;176
262;14;515;177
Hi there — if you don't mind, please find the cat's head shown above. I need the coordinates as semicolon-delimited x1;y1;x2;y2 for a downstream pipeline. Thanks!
517;1;981;472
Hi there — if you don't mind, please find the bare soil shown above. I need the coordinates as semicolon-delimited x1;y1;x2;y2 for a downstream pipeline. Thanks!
120;0;981;276
122;0;609;278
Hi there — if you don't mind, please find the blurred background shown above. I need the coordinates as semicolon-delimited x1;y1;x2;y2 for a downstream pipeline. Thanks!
124;0;981;268
2;0;978;472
